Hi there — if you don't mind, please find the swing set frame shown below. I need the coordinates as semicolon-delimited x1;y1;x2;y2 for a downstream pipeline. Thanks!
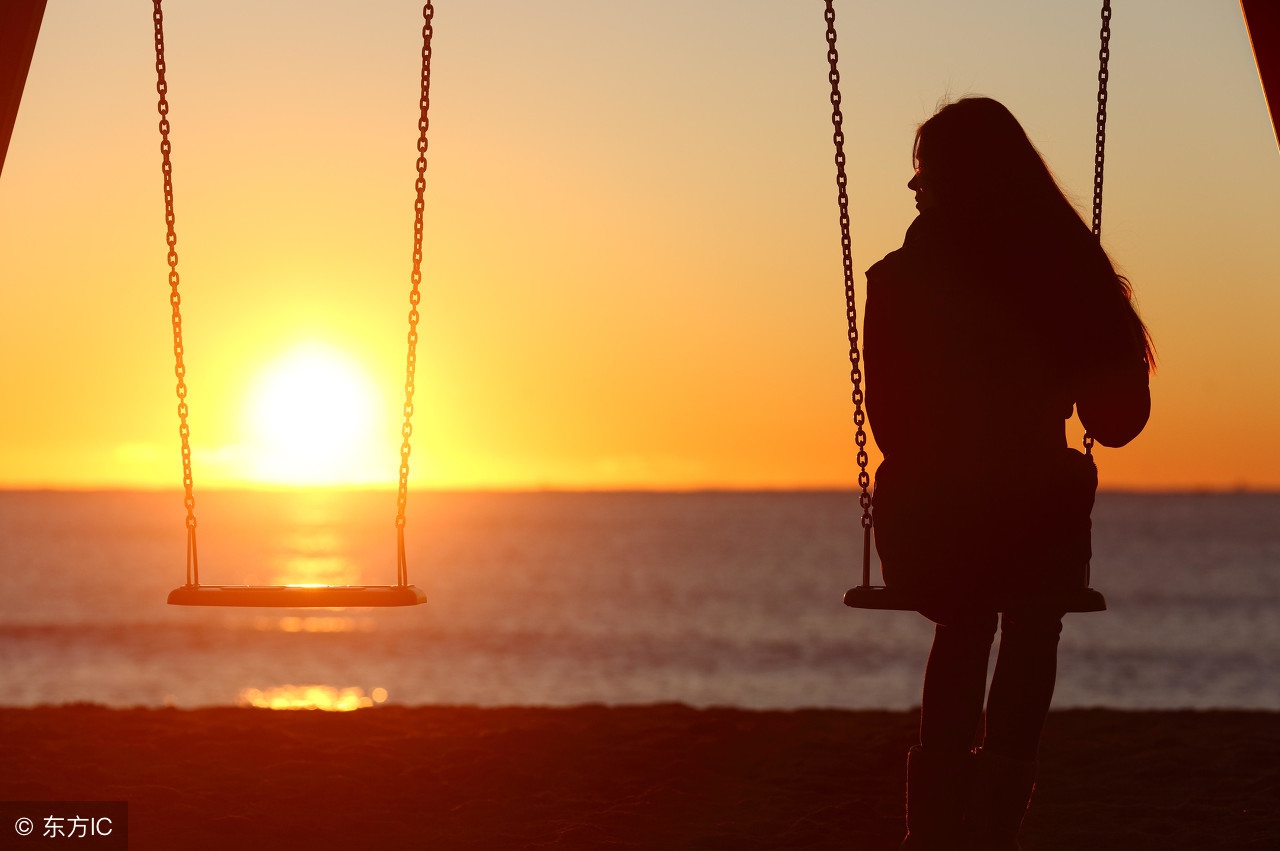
1;2;1278;611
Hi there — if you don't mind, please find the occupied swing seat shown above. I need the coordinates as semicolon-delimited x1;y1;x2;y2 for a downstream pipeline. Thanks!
843;584;1105;613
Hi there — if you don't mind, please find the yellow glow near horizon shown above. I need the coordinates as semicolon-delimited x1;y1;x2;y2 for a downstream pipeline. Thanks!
243;343;389;486
238;685;388;711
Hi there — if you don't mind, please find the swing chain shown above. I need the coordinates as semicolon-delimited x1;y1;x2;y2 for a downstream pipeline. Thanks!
1091;0;1111;239
823;1;872;531
1084;0;1112;457
396;2;434;584
152;0;199;585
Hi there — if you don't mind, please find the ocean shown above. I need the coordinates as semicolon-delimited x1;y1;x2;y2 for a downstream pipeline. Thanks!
1;490;1276;710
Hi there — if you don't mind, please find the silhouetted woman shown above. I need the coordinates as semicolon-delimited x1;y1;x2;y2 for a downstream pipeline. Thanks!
863;97;1152;850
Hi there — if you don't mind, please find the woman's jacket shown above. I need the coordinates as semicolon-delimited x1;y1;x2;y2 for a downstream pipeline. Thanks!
863;209;1149;607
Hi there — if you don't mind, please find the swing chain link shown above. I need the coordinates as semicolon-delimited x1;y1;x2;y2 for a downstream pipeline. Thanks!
823;2;873;530
1084;0;1112;457
153;0;199;585
1091;0;1111;239
395;3;434;582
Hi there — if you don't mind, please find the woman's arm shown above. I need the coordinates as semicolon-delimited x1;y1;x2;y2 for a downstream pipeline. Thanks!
1074;294;1151;448
1077;352;1150;448
864;254;918;460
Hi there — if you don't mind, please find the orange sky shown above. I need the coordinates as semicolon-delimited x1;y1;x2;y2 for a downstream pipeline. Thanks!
2;1;1278;490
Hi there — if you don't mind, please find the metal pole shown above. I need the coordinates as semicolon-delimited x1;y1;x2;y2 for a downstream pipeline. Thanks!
1243;0;1280;151
0;0;48;178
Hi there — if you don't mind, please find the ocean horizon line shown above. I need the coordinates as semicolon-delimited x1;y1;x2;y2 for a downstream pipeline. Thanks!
3;485;1278;496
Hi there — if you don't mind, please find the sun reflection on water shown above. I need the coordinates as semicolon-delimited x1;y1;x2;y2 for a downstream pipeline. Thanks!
251;616;376;633
271;554;360;587
238;685;389;711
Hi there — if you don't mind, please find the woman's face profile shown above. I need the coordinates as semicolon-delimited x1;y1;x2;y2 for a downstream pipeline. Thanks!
908;168;935;212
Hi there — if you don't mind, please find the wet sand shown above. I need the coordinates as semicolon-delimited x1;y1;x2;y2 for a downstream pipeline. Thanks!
1;705;1276;849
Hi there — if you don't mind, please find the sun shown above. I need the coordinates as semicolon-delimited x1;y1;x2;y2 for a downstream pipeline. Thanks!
244;343;390;486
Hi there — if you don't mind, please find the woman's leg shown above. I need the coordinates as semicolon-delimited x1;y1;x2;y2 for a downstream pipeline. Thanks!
901;608;999;848
919;608;999;753
982;609;1064;760
965;608;1065;848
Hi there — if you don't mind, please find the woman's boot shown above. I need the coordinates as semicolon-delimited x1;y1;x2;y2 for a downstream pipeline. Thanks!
962;748;1037;850
900;745;972;850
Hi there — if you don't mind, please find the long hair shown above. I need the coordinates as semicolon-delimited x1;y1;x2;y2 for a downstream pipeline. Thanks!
914;97;1154;368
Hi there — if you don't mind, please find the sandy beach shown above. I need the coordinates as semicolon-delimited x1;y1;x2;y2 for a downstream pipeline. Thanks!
1;704;1275;849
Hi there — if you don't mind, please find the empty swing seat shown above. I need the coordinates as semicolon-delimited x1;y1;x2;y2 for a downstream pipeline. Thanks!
149;2;438;614
167;584;427;608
